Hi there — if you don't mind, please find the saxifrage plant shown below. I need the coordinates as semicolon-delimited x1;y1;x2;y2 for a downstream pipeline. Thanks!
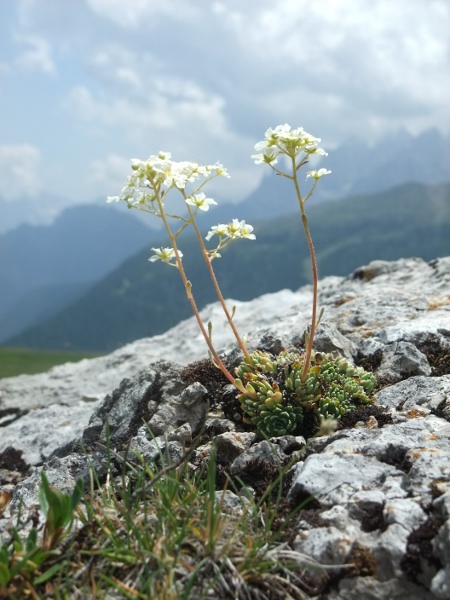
108;123;376;437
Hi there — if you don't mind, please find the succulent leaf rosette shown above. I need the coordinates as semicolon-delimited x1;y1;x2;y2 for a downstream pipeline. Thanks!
235;350;376;438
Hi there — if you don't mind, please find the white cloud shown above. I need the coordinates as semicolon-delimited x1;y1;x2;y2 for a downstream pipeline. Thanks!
0;144;43;200
15;33;56;74
85;0;199;28
2;0;448;229
65;76;262;200
12;0;449;140
88;154;133;197
66;84;174;133
89;46;152;93
66;77;229;140
219;0;450;137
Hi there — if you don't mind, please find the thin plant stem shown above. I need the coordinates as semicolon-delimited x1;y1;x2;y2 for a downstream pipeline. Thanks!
155;197;236;386
291;157;319;382
186;206;252;361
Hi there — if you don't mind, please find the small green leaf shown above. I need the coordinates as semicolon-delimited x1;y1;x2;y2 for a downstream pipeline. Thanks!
33;560;66;585
24;528;38;553
70;478;84;513
0;560;11;587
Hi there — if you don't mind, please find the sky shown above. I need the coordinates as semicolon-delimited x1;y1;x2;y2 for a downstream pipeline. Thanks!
1;0;449;230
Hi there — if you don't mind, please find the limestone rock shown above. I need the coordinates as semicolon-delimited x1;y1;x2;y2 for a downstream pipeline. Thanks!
230;440;287;476
1;256;449;598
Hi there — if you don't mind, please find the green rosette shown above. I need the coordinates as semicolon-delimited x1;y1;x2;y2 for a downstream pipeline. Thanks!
253;405;303;438
235;349;377;438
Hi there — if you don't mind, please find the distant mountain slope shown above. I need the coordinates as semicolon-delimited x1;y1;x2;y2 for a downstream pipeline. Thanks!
135;128;450;223
7;181;449;352
318;128;450;200
0;282;91;343
0;204;157;341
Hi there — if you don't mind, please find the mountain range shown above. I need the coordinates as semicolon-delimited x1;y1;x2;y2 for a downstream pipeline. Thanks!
0;205;155;341
1;127;449;348
1;128;449;237
4;180;449;352
319;128;450;199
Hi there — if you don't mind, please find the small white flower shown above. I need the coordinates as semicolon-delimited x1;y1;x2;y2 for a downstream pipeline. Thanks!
186;192;217;211
173;161;200;187
130;158;146;171
305;146;328;156
306;168;332;180
214;163;231;178
238;222;256;240
227;219;255;239
254;140;269;152
205;223;228;241
106;195;120;203
129;190;149;206
226;218;243;238
252;148;280;165
152;160;178;188
274;123;295;137
277;126;306;144
148;247;182;265
298;131;319;145
205;162;230;178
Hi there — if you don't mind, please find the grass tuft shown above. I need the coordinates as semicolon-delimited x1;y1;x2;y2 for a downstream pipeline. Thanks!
1;436;328;599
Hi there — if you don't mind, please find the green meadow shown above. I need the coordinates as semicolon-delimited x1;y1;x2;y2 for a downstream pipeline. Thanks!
0;347;104;379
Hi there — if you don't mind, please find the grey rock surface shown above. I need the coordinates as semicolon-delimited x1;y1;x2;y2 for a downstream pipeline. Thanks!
230;440;287;476
286;371;450;599
0;256;449;598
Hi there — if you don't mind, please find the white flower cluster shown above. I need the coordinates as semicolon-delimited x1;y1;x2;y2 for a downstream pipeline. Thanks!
205;219;256;259
206;219;255;242
252;123;330;172
107;151;229;209
107;151;256;266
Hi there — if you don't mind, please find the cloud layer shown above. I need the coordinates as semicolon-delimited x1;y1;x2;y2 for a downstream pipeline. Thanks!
1;0;449;222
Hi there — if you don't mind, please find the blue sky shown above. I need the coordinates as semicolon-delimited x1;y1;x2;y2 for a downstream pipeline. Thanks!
1;0;449;230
